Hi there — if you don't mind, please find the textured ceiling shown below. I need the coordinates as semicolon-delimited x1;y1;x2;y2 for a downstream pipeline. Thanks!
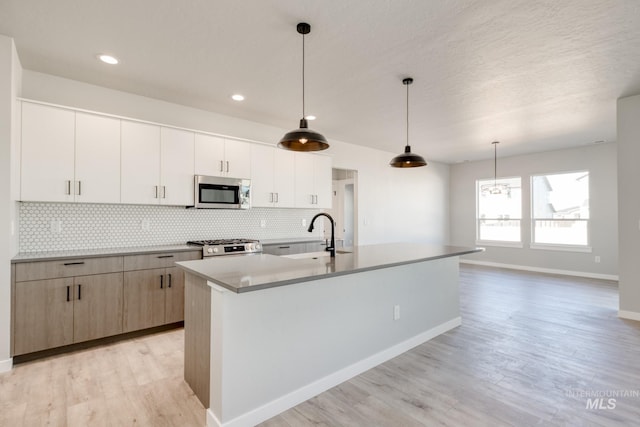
1;0;640;163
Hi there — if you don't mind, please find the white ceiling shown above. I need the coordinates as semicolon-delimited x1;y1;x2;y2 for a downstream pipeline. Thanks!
2;0;640;163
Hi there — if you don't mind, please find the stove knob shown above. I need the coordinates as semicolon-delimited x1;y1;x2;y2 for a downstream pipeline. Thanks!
207;248;213;254
255;244;261;250
247;243;254;250
213;247;219;253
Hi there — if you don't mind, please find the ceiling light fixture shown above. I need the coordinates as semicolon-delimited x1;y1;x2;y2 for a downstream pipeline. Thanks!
481;141;510;196
98;54;119;65
277;22;329;152
231;94;245;101
389;78;427;168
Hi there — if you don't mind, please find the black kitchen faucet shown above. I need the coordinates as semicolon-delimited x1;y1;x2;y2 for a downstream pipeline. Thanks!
307;213;336;258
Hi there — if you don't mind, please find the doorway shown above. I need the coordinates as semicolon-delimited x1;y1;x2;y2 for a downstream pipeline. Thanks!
328;168;358;247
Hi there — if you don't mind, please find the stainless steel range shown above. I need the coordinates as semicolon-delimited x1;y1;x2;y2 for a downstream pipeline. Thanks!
187;239;262;257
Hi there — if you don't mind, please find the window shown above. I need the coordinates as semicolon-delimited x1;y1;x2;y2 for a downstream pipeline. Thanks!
531;171;589;247
476;177;522;244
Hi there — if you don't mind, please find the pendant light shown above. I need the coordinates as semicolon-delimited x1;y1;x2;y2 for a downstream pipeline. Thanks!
278;22;329;152
481;141;510;196
389;77;427;168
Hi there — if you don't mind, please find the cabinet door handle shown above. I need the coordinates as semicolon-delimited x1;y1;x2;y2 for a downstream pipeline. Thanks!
157;255;174;259
269;192;273;203
226;161;230;173
76;180;82;196
275;193;279;203
162;186;166;199
168;274;172;288
160;275;164;289
66;180;71;195
77;284;82;300
63;261;85;266
219;160;224;173
279;246;291;249
66;285;70;302
154;185;159;198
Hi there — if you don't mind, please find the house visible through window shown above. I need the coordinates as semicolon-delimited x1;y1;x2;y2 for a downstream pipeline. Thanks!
476;177;522;243
531;171;589;247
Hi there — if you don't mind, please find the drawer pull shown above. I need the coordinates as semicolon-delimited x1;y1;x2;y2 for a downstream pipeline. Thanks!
160;275;163;289
279;246;291;249
77;284;82;300
63;262;85;266
66;286;70;302
157;255;174;259
168;274;172;288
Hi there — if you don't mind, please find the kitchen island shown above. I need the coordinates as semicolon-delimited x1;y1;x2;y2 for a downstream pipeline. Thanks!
177;243;482;427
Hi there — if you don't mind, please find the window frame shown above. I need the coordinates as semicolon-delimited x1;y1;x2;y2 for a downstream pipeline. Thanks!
529;170;591;252
475;176;523;247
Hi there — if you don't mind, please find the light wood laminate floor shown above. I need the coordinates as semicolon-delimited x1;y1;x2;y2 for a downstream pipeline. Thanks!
2;265;639;426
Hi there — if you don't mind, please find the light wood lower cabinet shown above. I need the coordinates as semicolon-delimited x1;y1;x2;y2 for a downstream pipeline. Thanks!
13;272;123;355
12;250;200;356
164;266;186;324
122;251;200;332
73;272;123;343
123;268;166;332
14;278;74;355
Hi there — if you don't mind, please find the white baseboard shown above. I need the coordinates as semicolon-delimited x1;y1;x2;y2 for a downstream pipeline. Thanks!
0;358;13;373
206;317;462;427
460;260;619;281
618;310;640;322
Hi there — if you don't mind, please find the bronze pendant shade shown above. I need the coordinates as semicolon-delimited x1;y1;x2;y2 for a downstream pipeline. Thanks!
278;23;329;152
389;77;427;168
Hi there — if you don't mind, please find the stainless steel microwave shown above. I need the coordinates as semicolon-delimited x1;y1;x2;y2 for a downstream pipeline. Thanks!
193;175;251;209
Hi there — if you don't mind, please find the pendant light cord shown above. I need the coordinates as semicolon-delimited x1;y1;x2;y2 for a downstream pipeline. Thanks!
406;80;409;148
302;31;306;118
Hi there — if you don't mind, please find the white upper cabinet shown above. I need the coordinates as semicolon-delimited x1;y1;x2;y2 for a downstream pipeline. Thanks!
160;127;195;206
273;149;295;207
20;100;329;209
21;102;76;202
313;154;333;208
194;134;224;176
121;122;194;206
121;121;161;205
224;139;252;179
20;103;122;204
75;112;121;203
294;153;332;209
251;144;295;208
194;133;251;179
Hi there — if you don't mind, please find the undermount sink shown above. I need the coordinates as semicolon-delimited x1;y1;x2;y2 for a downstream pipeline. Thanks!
283;250;352;260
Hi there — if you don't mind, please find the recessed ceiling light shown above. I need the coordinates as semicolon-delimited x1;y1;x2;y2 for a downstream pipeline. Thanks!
305;115;316;121
98;54;119;65
231;94;245;101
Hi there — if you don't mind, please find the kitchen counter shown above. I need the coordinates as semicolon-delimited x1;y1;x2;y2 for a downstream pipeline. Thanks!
180;242;481;426
11;244;199;263
176;243;481;293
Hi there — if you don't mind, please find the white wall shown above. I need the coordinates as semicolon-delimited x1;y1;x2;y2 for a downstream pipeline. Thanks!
617;94;640;318
0;35;22;371
450;143;618;278
21;70;450;247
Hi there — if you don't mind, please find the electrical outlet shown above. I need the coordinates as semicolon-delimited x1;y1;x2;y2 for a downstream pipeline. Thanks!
141;219;150;231
260;219;266;228
393;305;400;320
595;255;601;263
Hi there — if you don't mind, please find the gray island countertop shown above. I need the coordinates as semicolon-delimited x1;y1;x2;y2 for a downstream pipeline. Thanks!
176;243;483;293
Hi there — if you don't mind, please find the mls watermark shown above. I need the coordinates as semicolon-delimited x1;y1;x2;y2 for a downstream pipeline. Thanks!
565;388;640;410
